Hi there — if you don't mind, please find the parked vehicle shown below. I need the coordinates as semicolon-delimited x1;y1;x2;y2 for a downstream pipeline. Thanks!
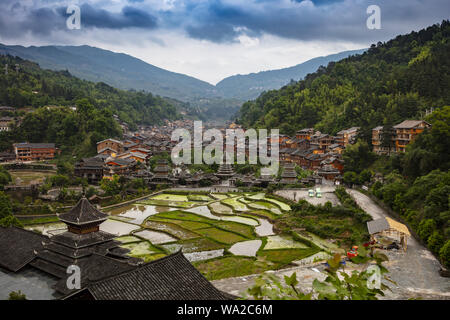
308;189;315;197
315;188;322;198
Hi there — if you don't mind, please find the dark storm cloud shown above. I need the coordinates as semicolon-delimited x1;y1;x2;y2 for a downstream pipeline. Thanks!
0;0;449;44
0;1;156;39
175;0;450;43
75;3;157;29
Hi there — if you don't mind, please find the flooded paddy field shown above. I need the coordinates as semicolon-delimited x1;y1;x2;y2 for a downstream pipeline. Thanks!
24;190;332;280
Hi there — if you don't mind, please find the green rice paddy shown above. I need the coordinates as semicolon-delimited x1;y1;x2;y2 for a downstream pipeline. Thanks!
29;190;330;281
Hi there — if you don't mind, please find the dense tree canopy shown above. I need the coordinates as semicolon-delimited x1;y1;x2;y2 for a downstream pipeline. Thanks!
238;21;450;137
0;55;182;129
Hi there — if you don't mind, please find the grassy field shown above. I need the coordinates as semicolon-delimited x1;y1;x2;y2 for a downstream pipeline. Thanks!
193;256;277;280
9;170;54;185
258;248;320;265
195;228;247;244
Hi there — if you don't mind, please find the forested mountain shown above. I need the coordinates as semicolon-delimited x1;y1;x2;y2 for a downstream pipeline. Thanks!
0;44;218;102
216;49;366;100
0;55;184;156
0;43;368;116
0;55;182;128
238;21;450;136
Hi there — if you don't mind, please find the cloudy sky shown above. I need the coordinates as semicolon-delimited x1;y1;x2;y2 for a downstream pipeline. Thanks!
1;0;449;84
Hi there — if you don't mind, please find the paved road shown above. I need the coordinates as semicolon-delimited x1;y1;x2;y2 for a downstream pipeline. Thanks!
346;189;450;299
212;188;450;299
346;189;384;220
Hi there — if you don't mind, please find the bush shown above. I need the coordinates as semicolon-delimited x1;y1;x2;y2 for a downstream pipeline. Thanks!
439;240;450;269
427;231;444;254
418;219;436;242
8;290;26;300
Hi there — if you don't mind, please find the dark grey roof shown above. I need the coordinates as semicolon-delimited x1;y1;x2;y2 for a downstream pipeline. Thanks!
56;254;138;295
0;227;47;272
68;252;233;300
367;218;390;235
393;120;429;129
58;197;109;226
14;142;55;149
50;230;116;248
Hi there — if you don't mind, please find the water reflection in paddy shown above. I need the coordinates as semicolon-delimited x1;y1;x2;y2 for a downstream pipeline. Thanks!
185;206;259;226
108;204;177;224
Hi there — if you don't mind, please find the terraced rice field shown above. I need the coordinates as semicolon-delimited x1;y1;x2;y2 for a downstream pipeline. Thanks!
263;198;291;211
247;201;282;215
264;235;309;250
100;219;141;236
144;220;199;240
221;197;249;212
107;191;325;275
134;229;177;244
25;190;328;278
209;202;234;215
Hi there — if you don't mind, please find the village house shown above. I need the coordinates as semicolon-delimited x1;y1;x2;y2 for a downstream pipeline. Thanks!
280;162;298;184
13;142;57;161
392;120;431;153
97;138;123;155
0;117;14;131
104;157;136;178
74;157;105;184
372;120;431;154
367;217;411;251
336;127;359;147
296;128;315;140
371;126;393;155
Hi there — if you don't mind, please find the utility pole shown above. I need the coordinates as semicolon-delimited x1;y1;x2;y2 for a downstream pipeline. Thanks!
4;63;7;75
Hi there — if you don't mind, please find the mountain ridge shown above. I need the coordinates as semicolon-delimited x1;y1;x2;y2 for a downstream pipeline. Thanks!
0;43;366;103
216;49;366;100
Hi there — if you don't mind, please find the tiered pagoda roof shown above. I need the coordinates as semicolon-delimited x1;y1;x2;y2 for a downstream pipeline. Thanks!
152;159;170;179
32;196;141;294
215;163;235;179
58;196;109;226
280;162;297;184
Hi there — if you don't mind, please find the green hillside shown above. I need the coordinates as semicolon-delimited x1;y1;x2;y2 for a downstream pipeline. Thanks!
238;21;450;136
0;44;219;102
0;55;183;156
216;49;366;100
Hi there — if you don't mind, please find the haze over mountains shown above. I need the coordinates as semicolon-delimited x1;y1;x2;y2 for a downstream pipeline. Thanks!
0;43;365;104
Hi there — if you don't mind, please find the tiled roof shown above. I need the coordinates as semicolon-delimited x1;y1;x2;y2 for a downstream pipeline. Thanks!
393;120;429;129
367;218;390;235
96;139;122;145
68;252;233;300
58;197;109;226
14;142;55;149
51;230;116;248
0;227;47;272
